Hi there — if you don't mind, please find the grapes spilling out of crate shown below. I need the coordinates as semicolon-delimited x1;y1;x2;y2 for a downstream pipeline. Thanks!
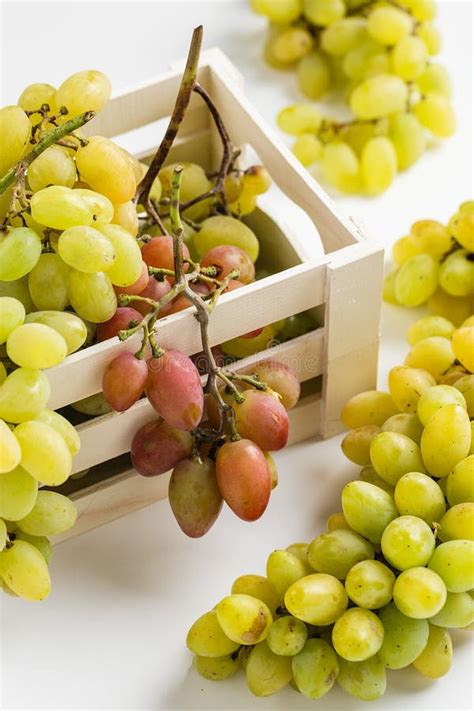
0;29;311;601
250;0;455;195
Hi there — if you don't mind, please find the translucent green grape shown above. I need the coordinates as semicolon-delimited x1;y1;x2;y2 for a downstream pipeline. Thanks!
389;112;426;170
17;490;77;537
378;602;429;668
345;559;395;609
321;17;367;55
68;269;117;323
0;228;42;282
216;594;272;645
99;224;143;287
370;431;425;485
307;528;374;580
392;35;428;81
285;573;348;625
297;50;331;99
438;504;474;542
429;591;474;628
28;253;70;311
320;142;361;193
359;465;395;495
350;74;408;120
394;255;439;307
193;653;239;681
231;574;280;615
0;539;50;601
0;297;25;344
413;625;452;678
407;316;456;345
194;215;259;262
342;480;398;543
0;464;37;521
25;310;87;355
332;608;384;661
266;549;307;598
361;137;397;195
416;63;452;97
303;0;345;26
452;326;474;373
74;188;114;225
446;456;474;505
246;641;293;696
393;567;447;619
414;94;456;138
388;365;436;413
14;530;52;563
186;610;240;657
394;472;446;524
381;413;423;444
28;145;76;192
439;250;474;297
336;654;386;701
0;368;50;423
429;540;474;592
341;425;381;465
421;404;471;477
33;409;80;456
381;515;435;570
341;390;398;428
14;420;72;486
454;376;474;418
7;323;67;369
30;186;93;230
292;638;339;699
266;615;308;656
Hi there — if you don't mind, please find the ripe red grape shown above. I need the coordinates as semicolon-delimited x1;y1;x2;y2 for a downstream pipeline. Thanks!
168;457;223;537
216;439;271;521
113;261;149;298
96;306;143;342
102;352;148;411
133;276;172;317
131;419;193;477
201;245;255;284
141;235;190;282
235;390;289;451
246;360;300;409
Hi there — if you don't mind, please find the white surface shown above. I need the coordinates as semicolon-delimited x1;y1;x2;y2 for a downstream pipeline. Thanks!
0;1;473;709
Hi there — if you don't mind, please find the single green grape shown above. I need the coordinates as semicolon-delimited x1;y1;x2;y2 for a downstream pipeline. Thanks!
414;94;456;138
336;654;386;701
25;310;87;355
370;431;425;485
446;456;474;505
33;409;80;457
393;567;447;619
421;404;471;477
297;50;331;99
428;540;474;593
342;480;398;543
0;539;50;601
216;594;272;645
320;141;361;193
394;255;439;307
454;376;474;418
438;504;474;542
68;269;117;323
99;224;143;287
28;253;71;312
266;615;308;656
0;368;50;423
381;413;424;445
452;326;474;373
284;573;348;625
193;653;239;681
361;137;397;195
0;297;25;344
341;425;381;465
0;465;37;520
345;559;395;609
429;591;474;628
14;530;52;563
416;63;452;97
394;472;446;525
389;112;426;170
381;515;435;570
13;420;72;486
378;602;429;668
28;145;76;192
246;641;293;696
350;74;408;120
231;574;280;615
332;607;384;661
266;549;307;598
0;228;42;282
7;323;67;369
30;186;93;230
407;315;456;345
17;490;77;537
413;625;452;678
392;35;428;81
388;365;436;413
292;638;339;700
186;609;240;657
341;390;398;428
307;528;374;580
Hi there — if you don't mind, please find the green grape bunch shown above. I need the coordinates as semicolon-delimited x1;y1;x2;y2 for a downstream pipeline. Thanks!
250;0;455;195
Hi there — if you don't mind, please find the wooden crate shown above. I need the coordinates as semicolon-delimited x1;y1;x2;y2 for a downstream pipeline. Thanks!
50;49;384;543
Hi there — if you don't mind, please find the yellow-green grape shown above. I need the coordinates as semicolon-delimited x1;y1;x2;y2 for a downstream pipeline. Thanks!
14;420;72;486
381;515;435;570
342;40;390;82
361;136;397;194
76;136;137;204
303;0;346;26
413;625;452;678
321;17;367;56
277;103;322;135
428;289;472;327
194;215;259;262
25;310;87;355
0;277;34;313
310;526;374;576
381;413;423;445
336;655;386;701
438;503;474;542
0;297;25;344
0;106;31;176
407;316;456;345
399;0;436;21
0;227;42;281
266;549;307;598
292;638;339;699
378;602;429;668
450;209;474;251
193;653;239;681
292;134;322;166
388;366;436;413
0;465;37;520
447;456;474;505
370;431;425;485
297;50;332;99
223;172;243;204
74;188;114;225
27;145;76;192
251;0;303;24
367;5;412;45
267;615;308;656
414;94;456;138
30;186;93;230
405;336;455;380
382;269;399;304
429;591;474;628
216;594;272;645
221;325;275;359
0;419;22;473
270;26;313;64
392;35;428;81
58;225;115;274
339;120;379;157
28;254;70;311
186;609;240;657
285;573;348;625
0;368;50;423
452;326;474;373
428;540;474;593
326;512;351;531
246;641;293;696
350;74;408;120
320;142;361;193
342;480;398;543
231;574;280;615
100;224;143;287
341;390;398;428
359;464;395;495
18;83;56;113
417;384;467;426
285;542;310;565
393;567;447;619
394;473;446;524
394;255;439;307
389;113;426;170
71;392;112;416
0;539;50;601
229;185;258;216
341;425;381;465
345;560;395;609
14;531;51;563
439;251;474;298
392;236;422;265
17;490;77;536
7;323;67;369
421;404;471;477
68;269;117;323
416;63;452;97
332;608;384;661
112;201;139;237
33;409;80;457
159;162;211;221
55;69;111;117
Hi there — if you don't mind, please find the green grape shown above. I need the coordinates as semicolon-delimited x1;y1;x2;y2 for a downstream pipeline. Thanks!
0;277;34;313
266;549;307;598
343;40;390;82
194;215;259;262
429;591;474;628
267;615;308;656
30;185;93;230
382;515;435;570
332;608;384;661
307;528;374;580
15;530;52;563
416;63;452;97
367;5;413;45
231;574;280;615
285;542;310;565
292;638;339;699
0;227;42;281
414;94;456;138
216;594;272;645
405;336;455;381
345;559;395;609
452;326;474;373
389;112;426;170
382;413;423;445
68;269;117;323
277;104;322;136
399;0;436;21
17;490;77;536
382;269;399;304
270;27;313;64
389;365;436;413
0;519;7;552
28;254;70;311
284;573;348;625
246;641;293;696
438;504;474;542
321;17;367;56
394;473;446;524
28;145;76;192
393;567;447;618
251;0;303;24
394;255;439;307
58;225;115;273
33;409;80;456
0;465;38;520
292;134;322;166
350;74;408;120
193;653;239;681
74;188;114;225
413;625;452;678
451;209;474;250
361;136;397;194
99;224;142;287
341;425;381;465
409;219;453;258
55;69;111;117
221;325;276;359
71;392;112;416
359;464;395;495
0;368;50;423
447;456;474;505
421;404;471;477
0;539;50;601
14;420;72;486
276;312;315;341
342;480;398;543
0;419;21;473
0;106;31;176
7;323;67;369
186;609;240;657
337;654;386;701
18;82;56;113
326;512;352;531
392;35;428;81
378;602;429;668
370;431;425;485
439;250;474;297
320;142;361;193
76;137;136;204
303;0;346;26
297;50;331;99
25;310;87;354
392;235;423;265
407;316;456;345
340;120;379;157
417;384;467;426
159;162;211;221
0;296;25;343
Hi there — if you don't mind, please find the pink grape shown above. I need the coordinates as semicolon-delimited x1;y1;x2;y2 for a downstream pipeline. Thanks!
235;390;289;451
168;457;223;537
113;261;149;297
102;352;148;412
201;245;255;284
141;236;190;282
133;276;172;317
216;439;271;521
146;349;204;430
245;360;300;409
131;419;193;477
96;306;143;342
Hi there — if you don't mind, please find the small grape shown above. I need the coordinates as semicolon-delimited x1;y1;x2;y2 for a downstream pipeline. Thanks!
251;0;302;24
321;142;361;193
336;655;386;701
277;104;322;135
413;625;452;679
421;404;471;477
332;608;384;661
0;465;37;531
350;74;408;120
246;642;293;696
307;528;374;580
0;297;25;344
0;106;31;176
270;26;313;64
216;594;272;645
446;456;474;505
382;515;436;571
76;136;137;203
292;134;323;166
159;162;211;221
428;288;471;326
394;472;446;524
389;113;426;171
17;490;77;537
266;549;308;598
25;310;87;354
74;188;114;225
55;69;111;117
429;591;474;628
392;35;428;81
428;540;474;593
393;567;447;619
394;255;439;307
0;227;42;282
438;503;474;542
216;439;271;522
407;315;456;345
266;616;308;656
231;575;280;616
292;638;339;700
414;94;456;138
201;245;255;284
345;560;395;609
0;539;50;601
112;200;139;236
361;136;397;195
99;224;143;287
18;83;56;113
416;63;452;97
0;368;50;424
381;413;423;444
30;186;93;230
169;457;222;538
96;306;143;342
68;270;117;323
284;573;348;625
452;326;474;373
342;480;398;542
146;350;203;431
378;602;429;669
131;419;193;478
370;431;425;485
303;0;346;26
367;5;413;45
28;254;70;312
186;609;239;657
33;409;80;457
297;50;331;99
14;420;72;486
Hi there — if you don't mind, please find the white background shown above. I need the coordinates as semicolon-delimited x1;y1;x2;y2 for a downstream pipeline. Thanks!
0;1;473;709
